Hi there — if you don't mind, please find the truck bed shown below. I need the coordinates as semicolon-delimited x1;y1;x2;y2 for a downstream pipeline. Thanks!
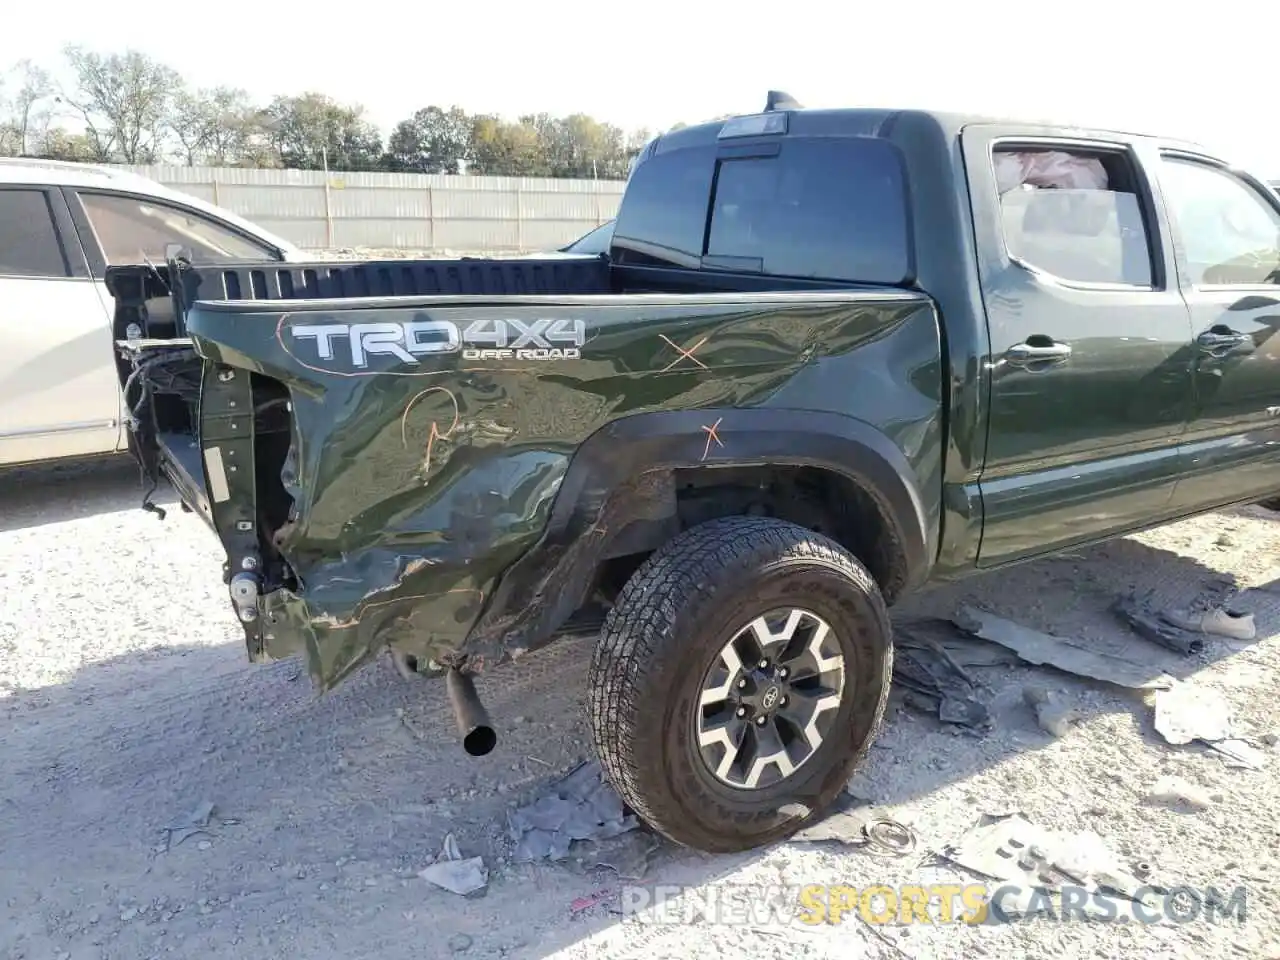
162;255;611;335
105;253;612;523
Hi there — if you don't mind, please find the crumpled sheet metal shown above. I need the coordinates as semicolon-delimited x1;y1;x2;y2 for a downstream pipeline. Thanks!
953;605;1175;691
508;761;639;863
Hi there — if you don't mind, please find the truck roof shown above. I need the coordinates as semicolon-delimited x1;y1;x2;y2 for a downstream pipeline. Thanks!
651;106;1212;160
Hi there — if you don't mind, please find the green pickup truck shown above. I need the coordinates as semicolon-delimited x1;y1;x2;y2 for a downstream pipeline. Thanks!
106;97;1280;855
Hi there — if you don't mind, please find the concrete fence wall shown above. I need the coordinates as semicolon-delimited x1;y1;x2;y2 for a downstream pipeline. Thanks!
116;165;628;253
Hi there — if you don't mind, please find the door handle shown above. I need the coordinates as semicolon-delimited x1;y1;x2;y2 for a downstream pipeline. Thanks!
1196;326;1249;353
1006;339;1072;368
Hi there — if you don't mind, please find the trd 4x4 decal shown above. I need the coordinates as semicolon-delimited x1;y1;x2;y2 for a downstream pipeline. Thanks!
288;317;587;368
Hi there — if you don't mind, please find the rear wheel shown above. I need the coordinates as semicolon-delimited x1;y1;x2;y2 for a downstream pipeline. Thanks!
588;515;893;853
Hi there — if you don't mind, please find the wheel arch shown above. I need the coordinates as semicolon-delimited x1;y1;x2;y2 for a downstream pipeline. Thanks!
460;407;934;667
548;408;932;594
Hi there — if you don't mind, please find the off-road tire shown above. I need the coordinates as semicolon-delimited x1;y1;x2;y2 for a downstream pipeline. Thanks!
587;515;893;853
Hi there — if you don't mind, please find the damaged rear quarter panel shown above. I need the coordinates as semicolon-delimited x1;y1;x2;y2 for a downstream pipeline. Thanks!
187;292;942;690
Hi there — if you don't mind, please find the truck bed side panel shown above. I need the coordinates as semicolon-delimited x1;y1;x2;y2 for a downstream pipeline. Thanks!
187;290;944;689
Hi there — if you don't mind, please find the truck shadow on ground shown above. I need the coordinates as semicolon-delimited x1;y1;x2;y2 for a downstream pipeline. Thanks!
2;467;1276;959
0;454;145;533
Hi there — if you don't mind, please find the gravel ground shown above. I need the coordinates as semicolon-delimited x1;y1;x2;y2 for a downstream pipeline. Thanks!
2;456;1279;960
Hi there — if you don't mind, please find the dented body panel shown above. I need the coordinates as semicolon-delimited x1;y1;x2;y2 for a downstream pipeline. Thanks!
188;290;944;690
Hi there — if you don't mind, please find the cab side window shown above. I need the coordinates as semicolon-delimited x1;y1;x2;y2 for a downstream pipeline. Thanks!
1158;158;1280;287
0;188;71;278
993;146;1155;287
77;192;278;265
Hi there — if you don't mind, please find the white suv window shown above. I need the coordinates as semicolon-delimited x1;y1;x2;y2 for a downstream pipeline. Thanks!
78;191;278;264
1159;158;1280;287
0;189;70;278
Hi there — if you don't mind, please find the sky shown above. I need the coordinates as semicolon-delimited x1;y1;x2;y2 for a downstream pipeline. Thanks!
2;0;1276;178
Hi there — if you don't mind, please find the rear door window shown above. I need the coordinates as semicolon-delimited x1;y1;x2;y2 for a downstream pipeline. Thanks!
76;191;279;264
0;188;71;278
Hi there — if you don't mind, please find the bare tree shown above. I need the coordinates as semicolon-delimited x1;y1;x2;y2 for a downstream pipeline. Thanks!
61;46;179;163
0;60;55;156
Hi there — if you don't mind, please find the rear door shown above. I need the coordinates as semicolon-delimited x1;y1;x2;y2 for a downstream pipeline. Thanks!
961;128;1197;566
0;186;123;466
1154;152;1280;511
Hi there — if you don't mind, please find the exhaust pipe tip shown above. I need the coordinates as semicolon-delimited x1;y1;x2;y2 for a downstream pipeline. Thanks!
446;667;497;757
463;725;497;757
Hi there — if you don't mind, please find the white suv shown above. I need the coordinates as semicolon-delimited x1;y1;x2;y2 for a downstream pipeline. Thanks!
0;159;306;468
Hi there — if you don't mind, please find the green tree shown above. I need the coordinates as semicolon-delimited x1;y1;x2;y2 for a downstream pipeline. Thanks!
468;115;547;176
35;128;97;162
385;105;472;173
262;92;383;171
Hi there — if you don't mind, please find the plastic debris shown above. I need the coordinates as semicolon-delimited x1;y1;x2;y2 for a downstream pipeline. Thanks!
509;761;639;864
1114;590;1255;653
1112;591;1206;655
893;618;997;729
418;834;487;896
162;800;216;850
942;813;1159;920
419;858;488;897
952;606;1175;690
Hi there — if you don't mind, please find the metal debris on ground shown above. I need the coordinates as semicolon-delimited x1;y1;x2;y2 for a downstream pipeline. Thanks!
942;813;1159;920
952;606;1175;690
508;760;640;864
162;800;217;851
1022;685;1082;738
1152;683;1232;745
1206;738;1268;770
788;793;918;858
1152;682;1269;769
418;832;488;896
893;618;996;729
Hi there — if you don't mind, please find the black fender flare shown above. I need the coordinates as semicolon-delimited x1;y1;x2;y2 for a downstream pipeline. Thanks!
460;407;933;665
550;407;930;573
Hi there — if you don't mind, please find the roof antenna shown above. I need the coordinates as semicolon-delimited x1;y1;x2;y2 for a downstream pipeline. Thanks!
765;90;803;112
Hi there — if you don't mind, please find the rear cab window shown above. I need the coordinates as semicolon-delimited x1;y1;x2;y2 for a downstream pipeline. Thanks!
611;125;913;285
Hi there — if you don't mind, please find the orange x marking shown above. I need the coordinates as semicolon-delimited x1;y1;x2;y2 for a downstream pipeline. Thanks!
700;418;724;462
660;334;710;371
